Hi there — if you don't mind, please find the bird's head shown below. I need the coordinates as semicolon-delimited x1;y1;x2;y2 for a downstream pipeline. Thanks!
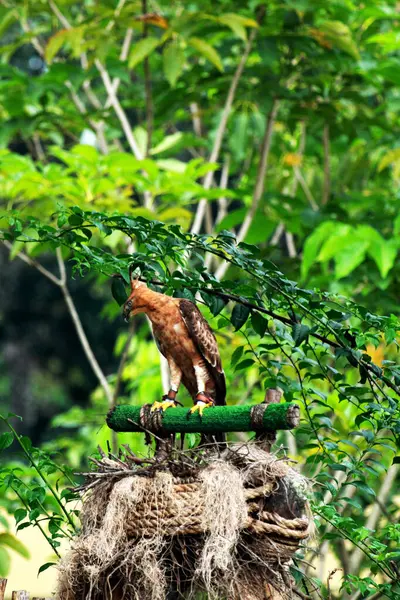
122;267;148;322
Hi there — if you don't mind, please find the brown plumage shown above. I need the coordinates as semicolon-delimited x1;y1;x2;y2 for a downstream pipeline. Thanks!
122;278;226;417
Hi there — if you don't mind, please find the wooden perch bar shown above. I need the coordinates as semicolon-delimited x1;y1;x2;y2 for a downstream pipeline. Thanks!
107;402;300;434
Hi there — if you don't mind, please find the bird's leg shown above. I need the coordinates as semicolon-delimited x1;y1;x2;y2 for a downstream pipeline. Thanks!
151;358;183;413
187;363;215;419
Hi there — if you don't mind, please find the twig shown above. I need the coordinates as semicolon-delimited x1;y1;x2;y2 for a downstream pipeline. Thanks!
55;249;113;406
142;0;153;156
2;241;61;285
204;154;231;270
237;99;280;244
94;58;143;160
48;0;112;152
3;241;114;406
215;153;230;224
293;166;318;211
270;222;285;246
214;99;280;279
113;322;135;404
282;122;307;258
322;123;331;205
190;9;264;234
327;569;342;600
347;464;399;577
190;102;203;139
104;27;134;110
65;81;109;154
351;588;394;600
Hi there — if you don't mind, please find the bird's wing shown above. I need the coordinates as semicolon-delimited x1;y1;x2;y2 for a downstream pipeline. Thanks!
179;299;222;370
178;299;226;405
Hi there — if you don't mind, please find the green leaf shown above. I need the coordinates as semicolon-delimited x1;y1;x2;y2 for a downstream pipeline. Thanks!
0;533;30;559
367;30;400;53
292;323;310;346
378;148;400;172
368;239;398;279
0;432;13;451
231;346;244;366
188;37;224;72
301;221;337;279
111;277;128;306
216;208;247;232
231;304;250;330
38;562;56;575
318;21;360;60
334;241;369;279
156;158;186;173
235;358;255;371
251;311;268;337
200;291;225;316
151;132;183;155
218;14;247;40
394;214;400;237
14;509;27;524
317;227;352;262
0;547;10;578
128;37;160;69
68;213;83;227
45;30;70;63
350;481;376;498
163;41;186;87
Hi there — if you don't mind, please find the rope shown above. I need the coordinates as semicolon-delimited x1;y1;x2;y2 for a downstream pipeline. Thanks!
123;476;311;547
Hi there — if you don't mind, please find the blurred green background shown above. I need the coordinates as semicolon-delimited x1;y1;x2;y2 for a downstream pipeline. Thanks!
1;0;400;598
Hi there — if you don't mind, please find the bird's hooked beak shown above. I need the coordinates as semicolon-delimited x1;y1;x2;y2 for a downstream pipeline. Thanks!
123;299;133;322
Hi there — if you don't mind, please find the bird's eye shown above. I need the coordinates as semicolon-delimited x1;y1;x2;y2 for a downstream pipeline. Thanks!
126;300;133;309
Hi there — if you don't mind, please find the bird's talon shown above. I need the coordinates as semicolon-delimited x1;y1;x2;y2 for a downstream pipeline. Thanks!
187;400;214;420
150;399;178;413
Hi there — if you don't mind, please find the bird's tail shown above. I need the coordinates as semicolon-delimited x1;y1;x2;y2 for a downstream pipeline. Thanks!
213;371;226;446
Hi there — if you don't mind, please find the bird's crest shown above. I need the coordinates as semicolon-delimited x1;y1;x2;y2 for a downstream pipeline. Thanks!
129;265;146;291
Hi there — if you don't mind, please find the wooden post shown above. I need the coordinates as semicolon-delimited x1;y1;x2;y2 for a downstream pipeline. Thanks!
0;579;7;600
11;592;29;600
257;388;282;452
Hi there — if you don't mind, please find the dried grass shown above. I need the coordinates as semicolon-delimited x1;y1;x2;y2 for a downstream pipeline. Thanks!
57;444;311;600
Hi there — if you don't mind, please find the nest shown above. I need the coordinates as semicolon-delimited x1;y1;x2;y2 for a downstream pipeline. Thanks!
57;443;312;600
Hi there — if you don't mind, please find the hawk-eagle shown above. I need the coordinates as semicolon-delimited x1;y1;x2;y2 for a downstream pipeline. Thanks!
122;275;226;422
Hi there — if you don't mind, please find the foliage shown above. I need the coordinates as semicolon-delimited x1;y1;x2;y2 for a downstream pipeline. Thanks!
0;414;78;571
1;207;400;597
1;0;400;598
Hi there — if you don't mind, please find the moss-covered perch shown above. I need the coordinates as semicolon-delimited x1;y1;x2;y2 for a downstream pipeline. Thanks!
107;402;299;434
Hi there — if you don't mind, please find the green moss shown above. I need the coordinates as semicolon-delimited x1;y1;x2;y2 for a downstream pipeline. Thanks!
107;402;298;434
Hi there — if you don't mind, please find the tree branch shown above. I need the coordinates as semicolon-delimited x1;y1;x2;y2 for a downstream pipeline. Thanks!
55;249;113;406
214;98;280;279
2;241;61;286
190;102;204;139
322;123;331;206
293;166;318;211
190;11;264;234
104;27;134;110
48;0;112;152
280;121;307;257
3;242;114;405
113;322;135;404
205;154;231;270
94;58;144;160
64;81;109;154
141;0;153;156
347;465;399;577
216;153;230;225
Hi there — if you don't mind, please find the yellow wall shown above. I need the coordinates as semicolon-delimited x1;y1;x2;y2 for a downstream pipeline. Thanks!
5;526;62;599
